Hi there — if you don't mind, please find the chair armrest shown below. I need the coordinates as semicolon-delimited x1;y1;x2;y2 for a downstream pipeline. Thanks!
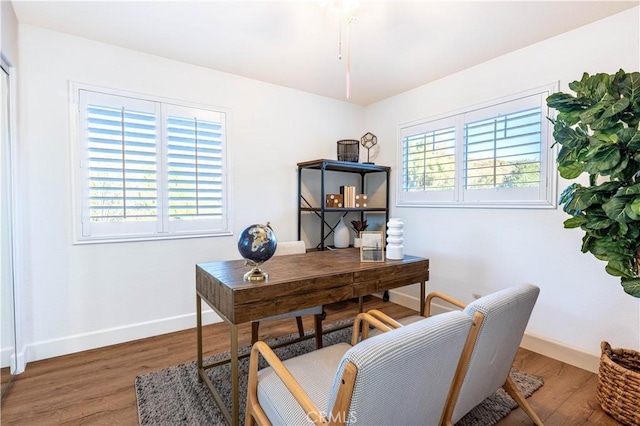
425;292;467;317
246;341;326;425
366;309;404;330
351;312;396;344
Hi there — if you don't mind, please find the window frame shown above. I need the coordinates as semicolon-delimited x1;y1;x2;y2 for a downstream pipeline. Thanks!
69;82;233;244
396;83;558;209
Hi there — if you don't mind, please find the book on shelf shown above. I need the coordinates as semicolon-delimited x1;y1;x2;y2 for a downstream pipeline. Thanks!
340;185;357;208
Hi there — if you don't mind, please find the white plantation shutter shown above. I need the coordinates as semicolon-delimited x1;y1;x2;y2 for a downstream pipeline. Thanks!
403;127;456;191
399;116;457;204
165;105;226;233
75;86;230;242
397;85;556;208
464;108;541;191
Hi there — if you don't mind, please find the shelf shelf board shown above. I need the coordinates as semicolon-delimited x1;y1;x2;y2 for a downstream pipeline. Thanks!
297;159;390;173
301;207;387;213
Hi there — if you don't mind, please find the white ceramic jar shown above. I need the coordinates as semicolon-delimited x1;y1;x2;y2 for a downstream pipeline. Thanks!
386;218;404;259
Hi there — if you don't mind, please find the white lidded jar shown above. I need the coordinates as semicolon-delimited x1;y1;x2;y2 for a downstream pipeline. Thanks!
386;218;404;259
333;216;350;248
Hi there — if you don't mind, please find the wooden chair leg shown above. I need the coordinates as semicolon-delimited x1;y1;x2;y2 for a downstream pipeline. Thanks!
251;321;260;345
295;316;305;338
503;375;544;426
313;313;323;349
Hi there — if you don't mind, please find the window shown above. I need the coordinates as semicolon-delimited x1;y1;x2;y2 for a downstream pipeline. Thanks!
397;84;557;208
72;84;230;242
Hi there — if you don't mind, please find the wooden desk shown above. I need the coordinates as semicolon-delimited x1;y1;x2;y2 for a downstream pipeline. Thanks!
196;248;429;426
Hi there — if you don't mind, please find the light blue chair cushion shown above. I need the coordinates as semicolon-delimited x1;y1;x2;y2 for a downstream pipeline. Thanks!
329;311;473;425
451;283;539;423
256;343;351;425
255;310;473;425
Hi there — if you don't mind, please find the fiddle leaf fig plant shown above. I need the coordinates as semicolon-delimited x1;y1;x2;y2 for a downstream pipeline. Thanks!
547;69;640;298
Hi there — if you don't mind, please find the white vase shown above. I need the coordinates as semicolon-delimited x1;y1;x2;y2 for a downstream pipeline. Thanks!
334;217;350;248
386;218;404;259
353;237;361;248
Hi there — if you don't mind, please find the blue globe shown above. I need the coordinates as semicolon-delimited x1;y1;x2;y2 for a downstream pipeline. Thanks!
237;223;277;265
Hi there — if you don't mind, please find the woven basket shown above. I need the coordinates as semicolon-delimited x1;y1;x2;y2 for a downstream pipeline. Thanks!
597;341;640;426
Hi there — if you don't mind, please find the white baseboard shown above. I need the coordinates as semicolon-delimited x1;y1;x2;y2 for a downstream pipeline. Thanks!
386;290;600;374
25;309;222;363
24;292;602;374
520;333;599;373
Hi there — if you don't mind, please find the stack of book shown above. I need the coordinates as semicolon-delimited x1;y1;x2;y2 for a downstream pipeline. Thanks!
340;186;357;207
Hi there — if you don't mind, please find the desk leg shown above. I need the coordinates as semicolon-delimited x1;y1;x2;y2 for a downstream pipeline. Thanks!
230;324;239;426
420;279;426;316
197;295;203;383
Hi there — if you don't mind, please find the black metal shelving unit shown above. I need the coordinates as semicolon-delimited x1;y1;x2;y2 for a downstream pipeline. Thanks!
297;159;391;251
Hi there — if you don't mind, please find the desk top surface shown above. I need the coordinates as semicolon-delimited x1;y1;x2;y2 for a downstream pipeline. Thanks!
196;248;429;323
196;248;427;289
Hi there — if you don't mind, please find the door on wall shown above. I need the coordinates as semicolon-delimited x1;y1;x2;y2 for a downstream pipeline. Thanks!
1;58;17;397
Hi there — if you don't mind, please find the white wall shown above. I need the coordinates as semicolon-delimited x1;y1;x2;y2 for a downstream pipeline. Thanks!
17;7;640;372
366;7;640;372
18;25;364;361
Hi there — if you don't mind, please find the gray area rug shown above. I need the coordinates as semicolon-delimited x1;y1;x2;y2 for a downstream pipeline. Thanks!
135;320;543;425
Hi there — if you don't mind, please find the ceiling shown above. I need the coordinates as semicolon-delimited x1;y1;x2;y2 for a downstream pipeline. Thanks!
10;0;639;106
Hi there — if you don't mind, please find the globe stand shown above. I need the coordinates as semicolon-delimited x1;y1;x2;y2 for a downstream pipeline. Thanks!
243;264;268;281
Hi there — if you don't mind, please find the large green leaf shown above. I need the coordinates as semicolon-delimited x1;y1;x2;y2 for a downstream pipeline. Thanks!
602;196;633;222
585;145;621;172
557;110;582;126
621;278;640;298
568;73;590;95
629;196;640;216
566;188;601;211
606;155;629;179
592;181;623;193
558;161;584;179
546;93;589;112
592;123;624;143
617;183;640;196
599;244;634;261
606;260;633;278
574;72;611;101
583;216;614;230
579;103;605;124
619;222;629;236
623;128;640;150
590;113;621;130
581;234;594;253
624;204;640;221
552;124;588;148
563;216;585;228
621;72;640;105
600;97;631;120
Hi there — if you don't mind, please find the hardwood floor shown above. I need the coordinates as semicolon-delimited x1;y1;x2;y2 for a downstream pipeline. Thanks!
0;298;620;425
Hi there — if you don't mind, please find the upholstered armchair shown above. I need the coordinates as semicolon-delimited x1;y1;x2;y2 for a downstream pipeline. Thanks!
370;283;544;426
245;310;477;426
251;241;324;349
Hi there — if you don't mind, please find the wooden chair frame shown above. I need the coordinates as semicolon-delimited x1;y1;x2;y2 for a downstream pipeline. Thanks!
245;312;402;426
251;313;324;349
424;291;544;426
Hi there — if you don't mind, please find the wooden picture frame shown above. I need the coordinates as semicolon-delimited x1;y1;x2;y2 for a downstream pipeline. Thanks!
360;231;385;262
